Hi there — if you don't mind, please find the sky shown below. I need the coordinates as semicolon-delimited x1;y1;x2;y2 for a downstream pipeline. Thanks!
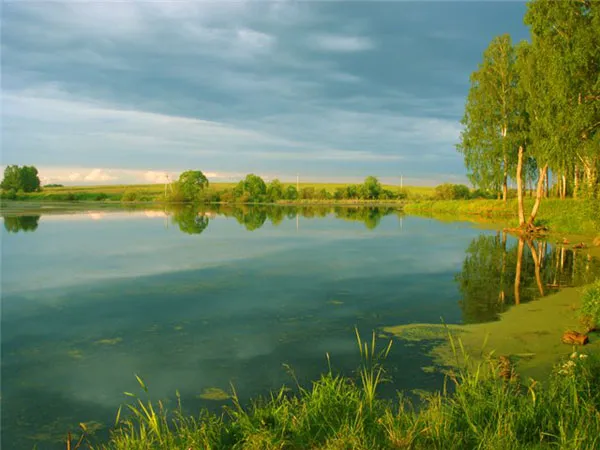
1;0;530;186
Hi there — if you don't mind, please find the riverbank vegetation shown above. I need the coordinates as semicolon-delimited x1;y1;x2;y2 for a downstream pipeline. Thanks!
405;198;600;235
457;1;599;232
73;327;600;450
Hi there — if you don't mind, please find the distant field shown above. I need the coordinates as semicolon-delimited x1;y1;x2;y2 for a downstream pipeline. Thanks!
40;183;435;197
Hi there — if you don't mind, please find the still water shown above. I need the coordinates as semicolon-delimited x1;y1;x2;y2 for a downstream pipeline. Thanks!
2;205;599;449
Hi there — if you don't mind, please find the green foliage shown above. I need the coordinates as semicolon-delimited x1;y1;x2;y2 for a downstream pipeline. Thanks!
175;170;209;202
234;174;267;203
580;279;600;331
457;34;521;197
284;185;298;201
433;183;471;200
360;176;383;200
1;165;41;193
121;190;139;202
44;183;64;188
266;179;284;202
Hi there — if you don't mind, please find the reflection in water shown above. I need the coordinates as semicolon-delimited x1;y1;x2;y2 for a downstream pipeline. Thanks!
3;215;40;233
456;232;600;323
1;205;402;235
170;207;210;235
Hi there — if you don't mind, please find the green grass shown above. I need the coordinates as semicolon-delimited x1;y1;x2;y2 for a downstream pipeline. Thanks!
580;280;600;332
69;326;600;450
404;198;600;235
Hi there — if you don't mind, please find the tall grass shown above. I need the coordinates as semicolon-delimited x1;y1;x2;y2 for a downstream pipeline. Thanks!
69;327;600;450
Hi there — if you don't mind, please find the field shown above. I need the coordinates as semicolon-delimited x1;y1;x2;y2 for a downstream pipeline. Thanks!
12;183;435;202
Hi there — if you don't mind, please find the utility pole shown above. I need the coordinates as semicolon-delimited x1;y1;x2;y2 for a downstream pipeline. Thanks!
400;174;403;190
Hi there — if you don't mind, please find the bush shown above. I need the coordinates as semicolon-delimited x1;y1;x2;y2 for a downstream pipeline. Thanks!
1;189;17;200
580;280;600;332
121;191;138;202
434;183;472;200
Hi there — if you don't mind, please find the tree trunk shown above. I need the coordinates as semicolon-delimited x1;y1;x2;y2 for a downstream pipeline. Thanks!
516;146;525;226
574;165;580;198
527;164;549;228
545;172;549;198
514;238;524;305
561;174;567;199
502;130;508;202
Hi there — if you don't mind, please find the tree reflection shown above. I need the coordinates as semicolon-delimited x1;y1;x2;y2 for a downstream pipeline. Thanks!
169;206;210;235
456;233;600;324
189;205;397;232
3;215;40;233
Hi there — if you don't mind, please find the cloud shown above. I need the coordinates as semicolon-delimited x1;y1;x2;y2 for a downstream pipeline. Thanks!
307;34;375;52
1;1;530;184
84;169;118;182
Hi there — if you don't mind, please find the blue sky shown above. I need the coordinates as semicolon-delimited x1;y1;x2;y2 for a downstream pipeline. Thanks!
1;1;530;185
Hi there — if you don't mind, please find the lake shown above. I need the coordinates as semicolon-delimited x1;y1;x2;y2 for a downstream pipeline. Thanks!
2;204;599;449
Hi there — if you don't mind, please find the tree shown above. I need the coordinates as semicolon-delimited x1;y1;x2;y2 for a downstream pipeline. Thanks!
266;179;284;202
1;165;41;193
176;170;209;202
234;174;267;203
524;0;600;200
284;185;298;201
457;34;520;201
360;176;382;200
21;166;41;192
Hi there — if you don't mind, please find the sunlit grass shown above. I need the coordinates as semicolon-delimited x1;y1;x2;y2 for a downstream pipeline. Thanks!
405;198;600;234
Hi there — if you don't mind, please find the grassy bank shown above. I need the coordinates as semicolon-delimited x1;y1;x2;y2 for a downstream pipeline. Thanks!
76;328;600;450
404;198;600;235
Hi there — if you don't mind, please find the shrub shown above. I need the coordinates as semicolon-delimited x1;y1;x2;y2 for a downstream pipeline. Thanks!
121;191;138;202
1;189;17;200
434;183;471;200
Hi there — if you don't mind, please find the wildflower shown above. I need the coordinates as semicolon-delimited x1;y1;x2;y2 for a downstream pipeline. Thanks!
570;352;578;359
579;354;588;359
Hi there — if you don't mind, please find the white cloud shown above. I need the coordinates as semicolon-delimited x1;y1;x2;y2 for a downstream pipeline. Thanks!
84;169;118;182
236;28;275;51
308;34;375;52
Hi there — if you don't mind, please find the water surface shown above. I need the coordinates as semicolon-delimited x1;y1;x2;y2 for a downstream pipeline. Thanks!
2;204;598;449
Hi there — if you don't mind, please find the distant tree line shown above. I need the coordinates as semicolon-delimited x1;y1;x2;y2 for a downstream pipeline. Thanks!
457;0;599;230
1;165;41;196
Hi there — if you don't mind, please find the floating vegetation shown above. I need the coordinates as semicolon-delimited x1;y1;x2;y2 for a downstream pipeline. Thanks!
327;299;344;305
197;387;230;401
67;349;84;359
381;323;466;343
95;337;123;346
